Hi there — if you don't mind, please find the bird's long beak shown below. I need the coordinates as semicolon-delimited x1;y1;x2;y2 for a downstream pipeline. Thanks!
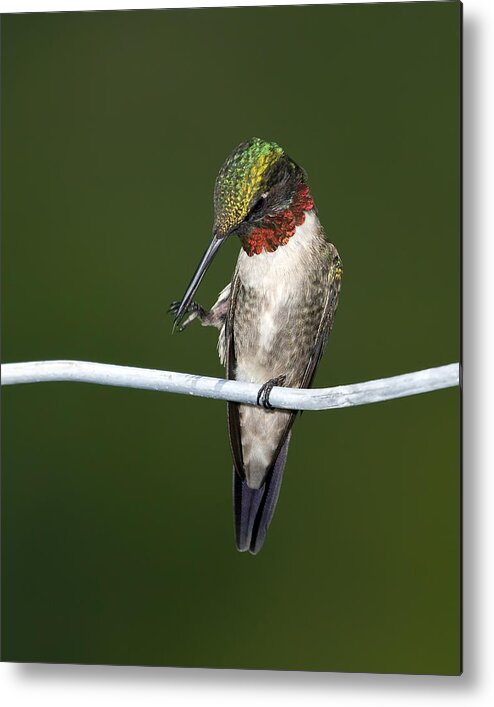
172;235;226;329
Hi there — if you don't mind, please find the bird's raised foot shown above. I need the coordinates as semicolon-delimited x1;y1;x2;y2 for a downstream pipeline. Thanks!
256;375;287;411
168;300;205;332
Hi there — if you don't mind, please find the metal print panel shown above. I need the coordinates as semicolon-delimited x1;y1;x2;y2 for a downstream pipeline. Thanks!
1;1;461;674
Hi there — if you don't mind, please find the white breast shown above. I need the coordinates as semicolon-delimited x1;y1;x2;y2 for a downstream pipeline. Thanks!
234;210;323;384
236;210;322;294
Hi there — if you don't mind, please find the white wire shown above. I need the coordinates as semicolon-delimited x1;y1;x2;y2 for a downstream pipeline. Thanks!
1;360;460;411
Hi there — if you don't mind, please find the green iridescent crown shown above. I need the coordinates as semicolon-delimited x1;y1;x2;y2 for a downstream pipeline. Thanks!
213;138;284;237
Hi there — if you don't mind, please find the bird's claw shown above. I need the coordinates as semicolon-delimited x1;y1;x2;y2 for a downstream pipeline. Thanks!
168;300;204;332
167;301;181;316
256;375;287;410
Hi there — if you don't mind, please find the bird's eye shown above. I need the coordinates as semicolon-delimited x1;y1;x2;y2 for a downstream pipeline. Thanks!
247;192;269;221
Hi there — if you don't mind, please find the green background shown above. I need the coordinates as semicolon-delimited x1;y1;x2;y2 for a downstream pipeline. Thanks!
1;2;461;674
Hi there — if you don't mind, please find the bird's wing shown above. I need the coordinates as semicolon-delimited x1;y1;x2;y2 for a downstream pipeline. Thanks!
225;271;246;478
226;245;342;481
299;245;342;391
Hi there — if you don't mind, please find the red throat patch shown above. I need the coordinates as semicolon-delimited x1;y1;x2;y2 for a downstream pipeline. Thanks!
240;184;315;257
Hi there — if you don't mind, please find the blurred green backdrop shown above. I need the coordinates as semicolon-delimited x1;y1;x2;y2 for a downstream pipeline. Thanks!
1;2;460;674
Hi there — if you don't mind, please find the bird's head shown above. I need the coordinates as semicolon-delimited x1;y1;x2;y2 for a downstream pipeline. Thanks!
172;138;308;327
213;137;303;238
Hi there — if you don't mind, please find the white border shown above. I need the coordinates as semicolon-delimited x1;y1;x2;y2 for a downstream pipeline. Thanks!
1;1;493;706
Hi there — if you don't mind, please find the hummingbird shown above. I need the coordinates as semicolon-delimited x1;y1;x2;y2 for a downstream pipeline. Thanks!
170;137;342;554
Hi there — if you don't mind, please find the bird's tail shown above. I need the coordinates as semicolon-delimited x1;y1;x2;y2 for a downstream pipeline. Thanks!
233;431;292;555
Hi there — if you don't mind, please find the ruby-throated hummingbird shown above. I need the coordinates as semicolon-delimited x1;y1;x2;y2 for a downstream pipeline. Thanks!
170;138;342;554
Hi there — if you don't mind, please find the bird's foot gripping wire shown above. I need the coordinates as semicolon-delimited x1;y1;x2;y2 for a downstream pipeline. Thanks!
168;301;206;332
256;375;287;411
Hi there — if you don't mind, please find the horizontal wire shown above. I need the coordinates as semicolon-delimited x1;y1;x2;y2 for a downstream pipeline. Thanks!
1;360;460;411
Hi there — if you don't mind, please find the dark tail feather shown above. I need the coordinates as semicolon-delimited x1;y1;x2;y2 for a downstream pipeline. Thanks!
233;432;292;555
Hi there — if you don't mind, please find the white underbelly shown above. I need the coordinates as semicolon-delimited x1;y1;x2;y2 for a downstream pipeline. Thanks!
235;285;291;384
234;210;322;385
